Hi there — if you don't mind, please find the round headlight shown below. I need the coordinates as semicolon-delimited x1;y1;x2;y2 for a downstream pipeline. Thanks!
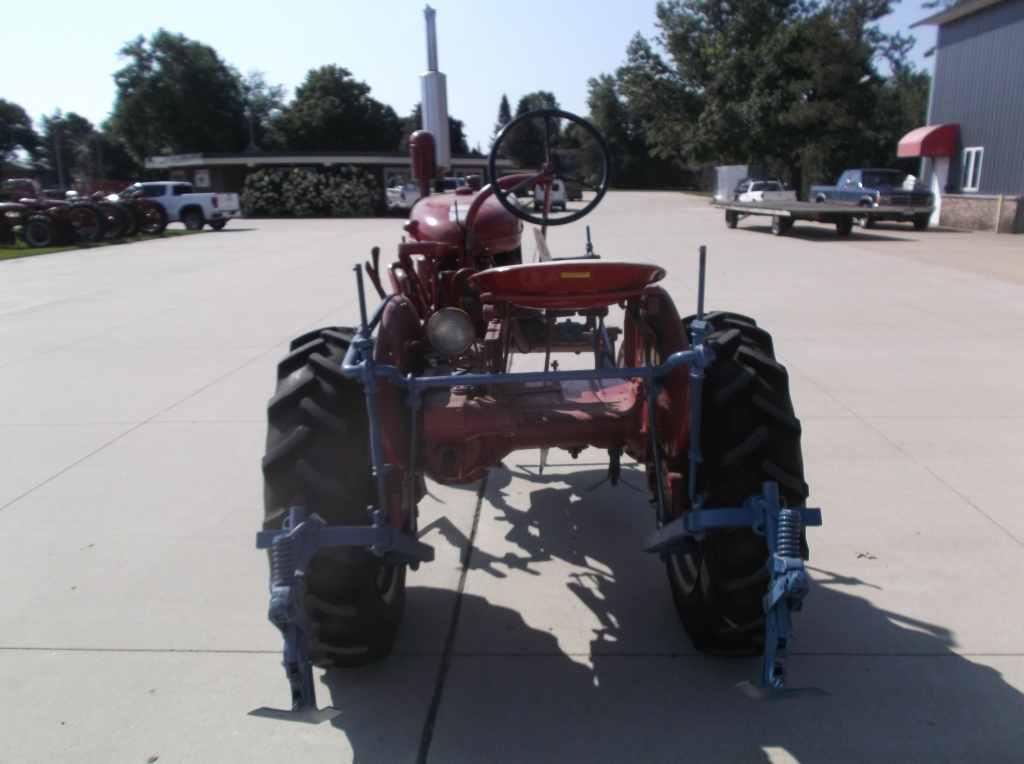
426;307;475;357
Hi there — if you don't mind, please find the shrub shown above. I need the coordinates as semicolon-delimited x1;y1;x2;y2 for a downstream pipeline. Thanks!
241;166;381;217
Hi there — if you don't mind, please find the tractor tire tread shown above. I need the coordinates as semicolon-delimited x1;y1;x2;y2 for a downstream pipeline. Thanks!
666;312;807;653
278;339;328;379
262;326;406;668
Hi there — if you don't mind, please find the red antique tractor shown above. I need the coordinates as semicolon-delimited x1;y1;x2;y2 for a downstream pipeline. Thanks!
258;109;821;712
0;178;106;246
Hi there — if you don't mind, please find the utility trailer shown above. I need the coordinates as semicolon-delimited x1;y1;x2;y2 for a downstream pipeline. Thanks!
713;200;930;237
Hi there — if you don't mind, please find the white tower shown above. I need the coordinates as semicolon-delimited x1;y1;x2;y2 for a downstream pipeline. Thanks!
420;5;451;171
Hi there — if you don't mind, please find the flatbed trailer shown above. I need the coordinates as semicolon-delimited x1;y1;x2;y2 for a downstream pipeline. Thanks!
712;200;933;237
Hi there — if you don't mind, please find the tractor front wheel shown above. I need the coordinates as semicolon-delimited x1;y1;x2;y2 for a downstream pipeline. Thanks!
667;311;808;653
22;214;56;248
262;327;408;667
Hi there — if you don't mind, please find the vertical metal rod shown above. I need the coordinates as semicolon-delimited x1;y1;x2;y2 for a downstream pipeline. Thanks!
688;246;709;507
647;382;668;525
696;245;707;319
404;386;422;559
355;264;369;333
687;365;704;507
353;264;387;522
542;311;553;373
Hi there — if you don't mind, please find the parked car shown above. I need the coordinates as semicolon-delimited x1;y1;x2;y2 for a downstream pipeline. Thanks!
533;179;567;211
119;181;241;230
734;179;797;203
386;182;422;211
809;169;933;230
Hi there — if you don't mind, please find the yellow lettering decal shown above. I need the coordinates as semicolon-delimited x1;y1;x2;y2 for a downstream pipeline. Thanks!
560;272;591;279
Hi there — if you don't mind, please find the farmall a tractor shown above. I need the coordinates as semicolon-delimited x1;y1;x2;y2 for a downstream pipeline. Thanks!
257;109;821;711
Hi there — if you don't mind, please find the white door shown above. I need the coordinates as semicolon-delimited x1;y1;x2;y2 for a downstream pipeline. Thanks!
930;157;949;226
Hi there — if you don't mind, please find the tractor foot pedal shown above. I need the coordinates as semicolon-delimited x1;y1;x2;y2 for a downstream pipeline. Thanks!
248;706;342;725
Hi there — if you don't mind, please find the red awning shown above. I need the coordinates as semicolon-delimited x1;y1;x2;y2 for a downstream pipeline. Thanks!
897;123;959;158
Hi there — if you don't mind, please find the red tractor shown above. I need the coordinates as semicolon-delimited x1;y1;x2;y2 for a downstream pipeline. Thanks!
0;178;106;247
258;110;821;712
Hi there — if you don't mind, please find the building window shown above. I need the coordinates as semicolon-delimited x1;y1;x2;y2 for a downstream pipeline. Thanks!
962;147;983;192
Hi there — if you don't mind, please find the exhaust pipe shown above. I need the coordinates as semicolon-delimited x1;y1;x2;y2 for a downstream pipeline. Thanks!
420;5;451;172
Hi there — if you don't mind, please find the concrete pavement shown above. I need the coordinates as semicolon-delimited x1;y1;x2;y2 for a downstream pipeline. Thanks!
1;194;1022;762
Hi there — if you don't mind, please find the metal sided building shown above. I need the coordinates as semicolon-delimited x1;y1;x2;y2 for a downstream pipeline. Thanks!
903;0;1024;232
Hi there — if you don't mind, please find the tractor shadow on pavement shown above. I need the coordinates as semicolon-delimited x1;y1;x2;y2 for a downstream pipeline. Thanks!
321;463;1024;762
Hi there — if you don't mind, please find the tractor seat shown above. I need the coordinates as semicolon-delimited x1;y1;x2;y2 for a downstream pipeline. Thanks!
470;261;665;310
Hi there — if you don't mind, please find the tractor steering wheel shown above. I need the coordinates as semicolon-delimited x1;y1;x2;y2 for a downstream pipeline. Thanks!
488;108;610;227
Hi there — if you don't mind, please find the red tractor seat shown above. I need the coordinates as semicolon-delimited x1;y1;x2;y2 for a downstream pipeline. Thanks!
471;261;665;310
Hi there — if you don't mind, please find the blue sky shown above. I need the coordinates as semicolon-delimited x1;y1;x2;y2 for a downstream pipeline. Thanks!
4;0;936;151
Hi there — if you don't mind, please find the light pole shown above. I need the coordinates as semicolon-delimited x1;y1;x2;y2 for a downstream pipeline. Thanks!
53;117;66;190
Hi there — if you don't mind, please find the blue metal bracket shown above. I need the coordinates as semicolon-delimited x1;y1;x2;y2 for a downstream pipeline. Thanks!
256;506;434;711
644;482;822;689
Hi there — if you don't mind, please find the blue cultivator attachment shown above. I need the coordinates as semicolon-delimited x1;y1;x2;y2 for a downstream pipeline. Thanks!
255;508;433;714
644;482;822;690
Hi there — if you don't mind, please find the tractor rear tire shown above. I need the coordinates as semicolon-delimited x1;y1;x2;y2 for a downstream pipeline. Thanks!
667;311;808;653
68;203;105;243
97;201;128;240
118;202;140;237
262;327;407;667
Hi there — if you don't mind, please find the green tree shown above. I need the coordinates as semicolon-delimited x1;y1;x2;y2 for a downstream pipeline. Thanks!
274;65;401;151
241;71;287;151
398;103;470;155
109;30;247;161
491;94;512;145
514;91;560;116
36;111;100;187
615;33;700;165
582;73;679;188
0;99;38;174
614;0;926;192
502;91;562;167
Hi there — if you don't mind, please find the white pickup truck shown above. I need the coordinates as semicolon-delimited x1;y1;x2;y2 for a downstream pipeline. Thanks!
119;181;241;230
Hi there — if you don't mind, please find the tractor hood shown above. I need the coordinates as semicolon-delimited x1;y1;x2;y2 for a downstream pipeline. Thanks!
406;190;522;255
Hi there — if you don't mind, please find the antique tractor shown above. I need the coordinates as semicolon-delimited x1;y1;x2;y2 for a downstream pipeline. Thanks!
258;110;821;712
106;186;169;236
0;179;105;246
